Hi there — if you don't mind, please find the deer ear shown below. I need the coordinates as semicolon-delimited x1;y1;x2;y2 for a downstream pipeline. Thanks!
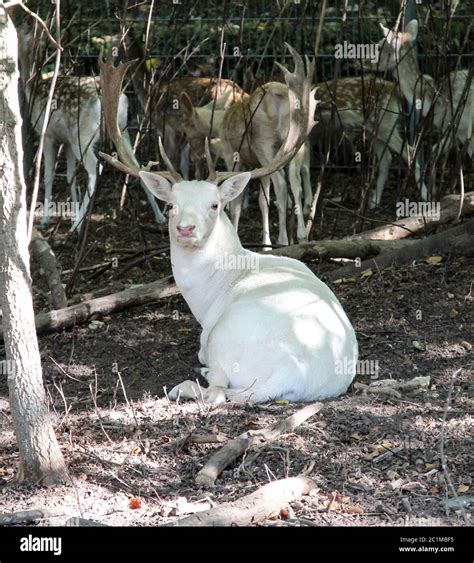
404;19;418;41
180;92;194;119
219;172;251;204
139;172;172;202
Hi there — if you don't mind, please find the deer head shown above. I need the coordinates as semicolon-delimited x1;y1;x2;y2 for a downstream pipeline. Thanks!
371;19;419;71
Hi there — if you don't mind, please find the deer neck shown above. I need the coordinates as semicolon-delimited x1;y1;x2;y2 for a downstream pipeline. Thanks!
395;45;435;115
16;33;35;102
170;212;249;326
196;107;225;138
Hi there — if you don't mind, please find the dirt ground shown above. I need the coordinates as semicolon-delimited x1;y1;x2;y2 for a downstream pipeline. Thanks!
0;169;472;528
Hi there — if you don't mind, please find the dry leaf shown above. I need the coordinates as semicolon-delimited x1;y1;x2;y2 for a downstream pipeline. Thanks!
425;256;443;265
425;462;438;470
447;292;455;299
450;308;459;318
458;484;470;493
333;277;357;285
361;269;373;278
350;433;362;441
129;497;142;510
345;505;364;514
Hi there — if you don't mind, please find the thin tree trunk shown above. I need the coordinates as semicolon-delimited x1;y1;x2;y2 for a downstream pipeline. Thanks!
0;5;68;485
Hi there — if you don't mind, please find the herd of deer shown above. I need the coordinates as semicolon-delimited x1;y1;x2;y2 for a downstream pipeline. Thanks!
15;17;473;404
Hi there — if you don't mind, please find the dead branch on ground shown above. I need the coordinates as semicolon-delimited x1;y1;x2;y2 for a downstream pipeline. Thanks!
195;402;323;487
166;476;317;526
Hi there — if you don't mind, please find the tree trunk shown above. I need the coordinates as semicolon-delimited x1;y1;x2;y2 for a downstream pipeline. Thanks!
0;5;68;485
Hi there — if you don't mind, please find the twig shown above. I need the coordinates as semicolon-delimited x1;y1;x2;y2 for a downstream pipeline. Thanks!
195;402;323;487
12;2;62;51
27;3;62;241
439;369;469;524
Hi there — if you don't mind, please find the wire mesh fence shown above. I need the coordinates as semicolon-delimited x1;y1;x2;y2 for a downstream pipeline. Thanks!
15;0;474;219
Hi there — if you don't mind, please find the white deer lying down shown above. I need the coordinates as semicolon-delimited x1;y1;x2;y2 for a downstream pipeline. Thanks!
140;169;358;403
100;45;358;404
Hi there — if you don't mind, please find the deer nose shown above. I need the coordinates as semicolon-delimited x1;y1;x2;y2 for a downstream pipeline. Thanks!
177;224;196;237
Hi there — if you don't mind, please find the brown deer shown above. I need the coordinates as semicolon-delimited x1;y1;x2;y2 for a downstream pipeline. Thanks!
310;73;427;207
372;20;473;175
180;82;312;246
179;70;426;249
122;29;246;179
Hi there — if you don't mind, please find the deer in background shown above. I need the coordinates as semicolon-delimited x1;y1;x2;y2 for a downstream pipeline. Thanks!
16;18;165;231
372;20;473;171
180;82;313;245
122;28;246;179
100;44;358;404
181;73;426;239
311;73;427;208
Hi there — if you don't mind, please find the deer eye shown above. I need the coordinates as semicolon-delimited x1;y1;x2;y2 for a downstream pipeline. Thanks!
210;203;219;211
165;203;175;214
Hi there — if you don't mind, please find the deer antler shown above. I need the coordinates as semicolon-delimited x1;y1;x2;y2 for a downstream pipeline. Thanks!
98;53;182;183
205;137;217;182
211;43;317;184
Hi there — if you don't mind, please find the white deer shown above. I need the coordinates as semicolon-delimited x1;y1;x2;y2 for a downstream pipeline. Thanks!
373;19;474;165
100;45;358;404
16;19;165;231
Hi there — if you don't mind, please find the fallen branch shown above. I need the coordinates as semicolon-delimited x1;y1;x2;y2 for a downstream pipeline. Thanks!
195;402;323;487
170;433;228;451
0;276;179;341
165;476;317;526
354;376;431;400
325;220;474;281
30;227;67;309
347;192;474;241
270;239;417;261
0;508;65;525
65;517;108;527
